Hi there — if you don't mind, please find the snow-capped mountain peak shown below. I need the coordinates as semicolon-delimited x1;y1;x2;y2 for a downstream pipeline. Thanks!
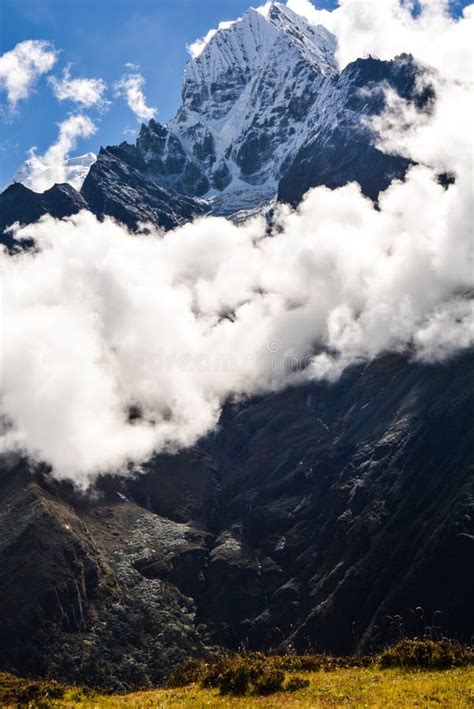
184;9;279;90
183;4;336;111
265;2;336;74
136;4;337;209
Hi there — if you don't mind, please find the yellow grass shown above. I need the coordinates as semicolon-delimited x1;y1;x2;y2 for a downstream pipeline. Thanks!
2;666;473;708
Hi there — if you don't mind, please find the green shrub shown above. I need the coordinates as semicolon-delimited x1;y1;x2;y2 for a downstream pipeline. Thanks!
164;639;474;697
165;657;207;687
252;668;286;695
167;651;369;692
205;655;286;696
0;673;66;705
286;675;310;692
379;638;474;670
198;653;317;696
276;653;368;672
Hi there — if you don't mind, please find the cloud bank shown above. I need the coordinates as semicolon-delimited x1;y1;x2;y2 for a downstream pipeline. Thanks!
286;0;473;80
114;70;156;122
2;111;472;484
0;1;472;486
0;40;57;111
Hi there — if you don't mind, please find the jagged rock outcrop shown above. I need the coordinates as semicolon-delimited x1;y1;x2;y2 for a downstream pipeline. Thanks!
0;148;207;248
0;182;88;248
0;450;214;689
80;144;208;231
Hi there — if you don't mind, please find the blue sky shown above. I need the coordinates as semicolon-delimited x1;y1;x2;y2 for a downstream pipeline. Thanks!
0;0;470;189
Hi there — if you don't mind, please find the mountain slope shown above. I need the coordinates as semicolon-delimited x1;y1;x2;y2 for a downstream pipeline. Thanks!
80;144;208;230
0;450;213;688
0;353;472;688
278;54;430;204
201;353;474;654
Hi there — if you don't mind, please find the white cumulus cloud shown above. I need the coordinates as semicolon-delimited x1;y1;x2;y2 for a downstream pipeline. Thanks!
49;67;108;109
114;71;156;122
0;39;57;110
286;0;474;80
16;114;96;192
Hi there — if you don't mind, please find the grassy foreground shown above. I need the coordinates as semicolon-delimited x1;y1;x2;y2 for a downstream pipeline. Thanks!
1;640;473;707
1;666;473;708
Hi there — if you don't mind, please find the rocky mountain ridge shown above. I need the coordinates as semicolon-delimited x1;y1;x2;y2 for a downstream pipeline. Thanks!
0;182;88;249
1;45;422;244
2;1;422;236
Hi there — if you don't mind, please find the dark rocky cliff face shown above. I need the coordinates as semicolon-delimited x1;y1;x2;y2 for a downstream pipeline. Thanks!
0;451;212;689
0;182;88;248
1;353;472;689
200;353;473;655
80;144;208;230
278;54;430;204
0;148;207;248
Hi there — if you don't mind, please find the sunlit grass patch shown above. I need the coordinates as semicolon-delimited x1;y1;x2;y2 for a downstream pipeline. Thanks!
1;640;473;707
